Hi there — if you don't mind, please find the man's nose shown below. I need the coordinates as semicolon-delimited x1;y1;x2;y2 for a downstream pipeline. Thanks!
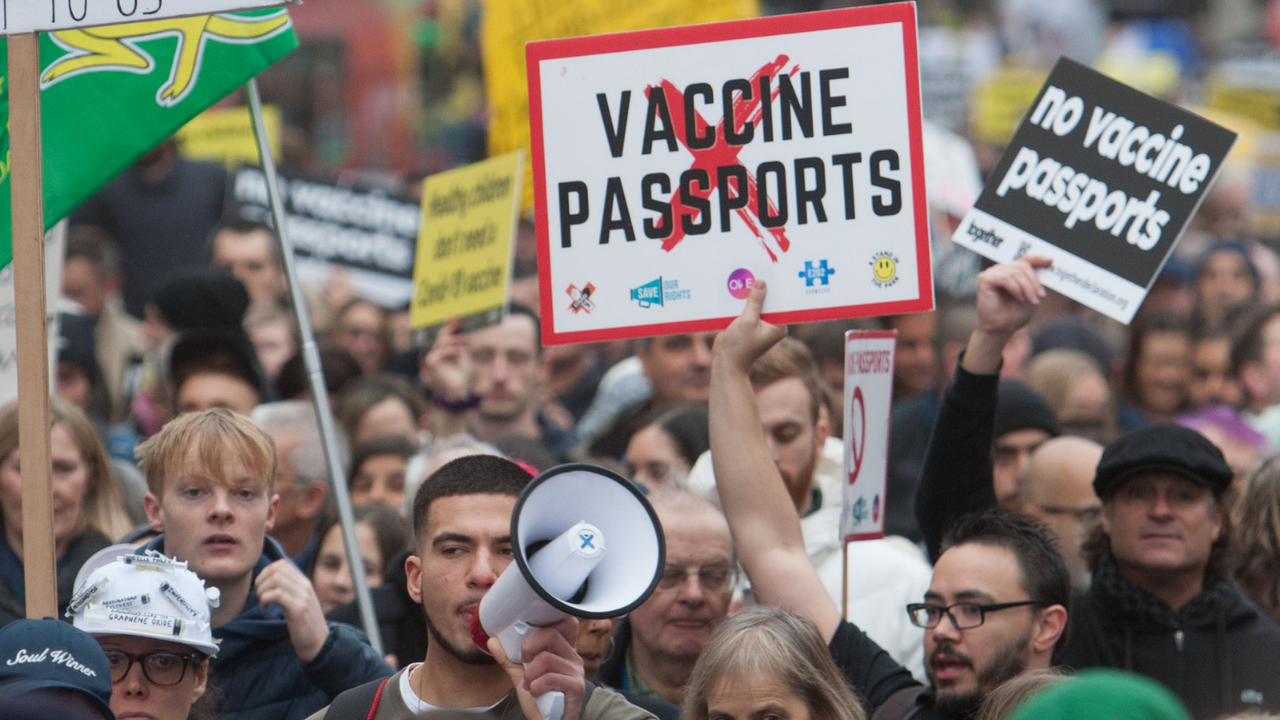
692;338;712;367
468;550;501;588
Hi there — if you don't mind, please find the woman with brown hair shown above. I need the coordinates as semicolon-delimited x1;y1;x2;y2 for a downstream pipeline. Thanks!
1233;455;1280;622
683;606;867;720
0;397;130;626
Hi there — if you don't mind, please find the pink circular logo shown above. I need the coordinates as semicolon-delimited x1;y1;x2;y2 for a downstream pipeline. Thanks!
727;269;755;299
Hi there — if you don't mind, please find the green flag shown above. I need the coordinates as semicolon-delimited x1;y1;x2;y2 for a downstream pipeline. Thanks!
0;8;298;269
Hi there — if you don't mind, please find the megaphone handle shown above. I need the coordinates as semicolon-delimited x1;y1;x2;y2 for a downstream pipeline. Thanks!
537;691;566;720
496;623;568;720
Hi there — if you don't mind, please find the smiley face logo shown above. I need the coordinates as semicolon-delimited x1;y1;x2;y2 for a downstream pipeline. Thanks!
870;252;900;288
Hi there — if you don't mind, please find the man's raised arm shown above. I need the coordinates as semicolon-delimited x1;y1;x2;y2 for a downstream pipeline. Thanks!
709;280;843;641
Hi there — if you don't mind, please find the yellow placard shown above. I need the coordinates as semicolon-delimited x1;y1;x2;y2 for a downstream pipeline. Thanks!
970;67;1047;146
174;105;282;168
410;151;525;345
1207;85;1280;133
482;0;759;210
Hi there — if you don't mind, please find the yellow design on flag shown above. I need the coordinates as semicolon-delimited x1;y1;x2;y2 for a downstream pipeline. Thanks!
482;0;759;210
41;11;292;106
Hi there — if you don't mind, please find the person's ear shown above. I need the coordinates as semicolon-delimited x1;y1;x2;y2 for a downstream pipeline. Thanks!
190;659;208;703
1240;362;1268;405
405;553;423;604
264;492;280;533
144;491;164;532
1099;501;1114;536
1033;605;1068;654
299;483;328;522
815;402;830;450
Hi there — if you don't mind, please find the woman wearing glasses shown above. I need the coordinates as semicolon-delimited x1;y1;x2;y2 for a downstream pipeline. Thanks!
69;550;221;720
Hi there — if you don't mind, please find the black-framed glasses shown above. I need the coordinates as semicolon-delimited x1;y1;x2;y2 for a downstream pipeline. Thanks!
906;601;1046;630
103;650;199;686
655;564;737;593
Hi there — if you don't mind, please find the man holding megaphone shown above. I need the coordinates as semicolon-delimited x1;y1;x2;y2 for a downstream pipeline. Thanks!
309;455;661;720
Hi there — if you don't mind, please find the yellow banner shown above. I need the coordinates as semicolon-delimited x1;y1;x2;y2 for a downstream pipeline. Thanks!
411;151;525;345
482;0;759;210
970;68;1047;146
174;105;282;168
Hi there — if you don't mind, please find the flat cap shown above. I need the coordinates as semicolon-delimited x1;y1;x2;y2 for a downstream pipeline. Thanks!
1094;424;1233;498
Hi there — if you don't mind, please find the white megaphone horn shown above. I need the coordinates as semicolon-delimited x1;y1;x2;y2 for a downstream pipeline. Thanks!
472;464;665;720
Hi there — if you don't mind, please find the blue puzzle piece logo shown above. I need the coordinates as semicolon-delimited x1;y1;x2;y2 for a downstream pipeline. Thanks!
800;260;835;287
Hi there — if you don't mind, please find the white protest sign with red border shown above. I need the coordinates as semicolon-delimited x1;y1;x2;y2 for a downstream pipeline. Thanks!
842;329;896;542
527;3;933;345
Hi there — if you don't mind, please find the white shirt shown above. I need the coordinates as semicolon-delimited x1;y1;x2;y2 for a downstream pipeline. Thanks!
399;664;507;715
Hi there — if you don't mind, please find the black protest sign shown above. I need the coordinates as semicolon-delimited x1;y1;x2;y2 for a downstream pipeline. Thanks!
952;57;1236;323
230;167;420;308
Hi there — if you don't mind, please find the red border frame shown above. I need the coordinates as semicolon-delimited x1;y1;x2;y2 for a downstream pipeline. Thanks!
527;2;933;346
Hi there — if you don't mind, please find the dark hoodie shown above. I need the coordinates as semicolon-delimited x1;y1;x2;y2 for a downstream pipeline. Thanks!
141;535;392;720
1062;553;1280;719
328;549;428;666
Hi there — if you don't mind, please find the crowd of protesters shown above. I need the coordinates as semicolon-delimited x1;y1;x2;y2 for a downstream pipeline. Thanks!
8;2;1280;720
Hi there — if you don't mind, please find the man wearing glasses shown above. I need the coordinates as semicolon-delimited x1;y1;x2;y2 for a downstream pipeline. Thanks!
707;279;1069;720
913;257;1280;718
1019;436;1104;592
595;490;734;709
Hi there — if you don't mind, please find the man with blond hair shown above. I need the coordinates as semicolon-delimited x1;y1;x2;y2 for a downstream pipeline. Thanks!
136;409;390;720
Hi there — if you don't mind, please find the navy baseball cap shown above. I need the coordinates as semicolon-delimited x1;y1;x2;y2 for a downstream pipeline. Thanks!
0;618;114;720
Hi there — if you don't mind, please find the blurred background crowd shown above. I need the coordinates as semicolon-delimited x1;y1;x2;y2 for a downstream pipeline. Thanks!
5;0;1280;718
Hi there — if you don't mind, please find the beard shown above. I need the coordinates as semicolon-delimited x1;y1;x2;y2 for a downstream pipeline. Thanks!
423;607;496;666
929;628;1033;719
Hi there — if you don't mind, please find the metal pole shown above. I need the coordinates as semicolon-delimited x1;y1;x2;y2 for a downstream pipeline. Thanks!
9;31;58;620
246;79;383;655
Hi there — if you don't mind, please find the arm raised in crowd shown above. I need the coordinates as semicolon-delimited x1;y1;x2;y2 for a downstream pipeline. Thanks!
914;257;1050;560
711;283;920;712
709;281;843;640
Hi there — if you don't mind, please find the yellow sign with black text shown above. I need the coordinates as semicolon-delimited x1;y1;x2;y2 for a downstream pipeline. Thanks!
410;151;524;346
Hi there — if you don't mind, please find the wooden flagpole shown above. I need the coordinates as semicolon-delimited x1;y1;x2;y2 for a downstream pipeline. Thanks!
8;31;58;619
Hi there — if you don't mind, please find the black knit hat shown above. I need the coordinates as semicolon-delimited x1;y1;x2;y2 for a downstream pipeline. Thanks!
149;266;249;334
1094;424;1233;498
994;381;1061;439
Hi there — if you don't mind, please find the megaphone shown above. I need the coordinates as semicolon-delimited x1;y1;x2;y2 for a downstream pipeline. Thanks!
473;464;665;720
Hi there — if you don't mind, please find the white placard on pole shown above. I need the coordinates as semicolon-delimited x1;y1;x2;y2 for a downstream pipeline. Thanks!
0;0;296;35
527;3;933;346
841;329;896;542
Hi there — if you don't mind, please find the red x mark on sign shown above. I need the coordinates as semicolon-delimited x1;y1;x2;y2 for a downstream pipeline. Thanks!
647;55;796;262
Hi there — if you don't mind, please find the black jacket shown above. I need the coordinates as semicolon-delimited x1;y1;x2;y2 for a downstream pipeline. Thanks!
913;358;1280;719
329;549;428;667
0;528;110;628
1063;553;1280;718
914;358;1000;562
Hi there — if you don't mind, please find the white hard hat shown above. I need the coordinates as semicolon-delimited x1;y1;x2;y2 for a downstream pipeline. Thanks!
68;549;220;657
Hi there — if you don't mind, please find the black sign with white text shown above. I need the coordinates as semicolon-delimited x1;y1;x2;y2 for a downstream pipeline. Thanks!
953;57;1236;323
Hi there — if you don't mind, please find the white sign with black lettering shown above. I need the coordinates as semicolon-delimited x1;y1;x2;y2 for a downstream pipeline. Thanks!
528;3;933;345
841;329;896;542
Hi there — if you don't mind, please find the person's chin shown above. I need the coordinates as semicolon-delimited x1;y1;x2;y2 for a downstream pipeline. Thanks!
932;686;982;717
